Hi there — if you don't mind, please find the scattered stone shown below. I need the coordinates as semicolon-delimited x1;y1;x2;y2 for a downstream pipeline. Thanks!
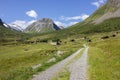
50;39;62;45
50;42;57;46
47;57;56;63
32;64;42;69
56;51;63;57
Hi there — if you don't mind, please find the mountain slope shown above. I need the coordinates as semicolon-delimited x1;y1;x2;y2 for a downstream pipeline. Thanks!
68;0;120;33
85;0;120;24
30;0;120;40
24;18;63;33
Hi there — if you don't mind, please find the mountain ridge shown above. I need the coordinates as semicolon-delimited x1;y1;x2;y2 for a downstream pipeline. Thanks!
24;18;63;33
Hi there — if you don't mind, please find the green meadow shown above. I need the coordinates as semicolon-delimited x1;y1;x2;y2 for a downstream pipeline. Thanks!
88;32;120;80
0;37;83;80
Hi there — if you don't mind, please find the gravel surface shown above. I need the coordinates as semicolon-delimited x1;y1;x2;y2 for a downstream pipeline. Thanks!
69;47;89;80
32;48;83;80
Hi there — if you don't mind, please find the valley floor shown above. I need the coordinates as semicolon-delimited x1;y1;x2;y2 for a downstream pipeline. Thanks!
0;31;120;80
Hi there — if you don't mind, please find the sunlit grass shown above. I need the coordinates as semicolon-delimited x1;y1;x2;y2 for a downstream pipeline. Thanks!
88;35;120;80
0;39;82;80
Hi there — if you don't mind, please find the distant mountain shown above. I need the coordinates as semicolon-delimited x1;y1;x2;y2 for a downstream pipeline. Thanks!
0;18;23;32
0;18;23;42
24;18;63;33
0;18;11;29
9;24;23;32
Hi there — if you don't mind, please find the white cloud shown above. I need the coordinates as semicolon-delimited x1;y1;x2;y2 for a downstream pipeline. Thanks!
92;0;106;8
99;0;105;3
27;20;36;26
92;2;100;8
68;22;79;26
57;14;89;27
60;14;89;21
26;10;38;18
54;21;79;27
81;15;89;20
9;20;36;29
54;21;65;26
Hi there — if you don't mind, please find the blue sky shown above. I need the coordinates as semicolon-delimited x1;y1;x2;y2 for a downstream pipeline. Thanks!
0;0;106;28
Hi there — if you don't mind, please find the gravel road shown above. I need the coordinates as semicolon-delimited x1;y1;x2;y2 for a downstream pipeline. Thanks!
69;47;89;80
32;48;83;80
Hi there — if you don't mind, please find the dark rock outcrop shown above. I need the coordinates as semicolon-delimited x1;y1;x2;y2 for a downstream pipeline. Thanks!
0;18;3;25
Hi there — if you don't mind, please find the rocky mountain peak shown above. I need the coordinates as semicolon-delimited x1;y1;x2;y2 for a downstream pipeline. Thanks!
25;18;63;33
107;0;120;7
38;18;53;23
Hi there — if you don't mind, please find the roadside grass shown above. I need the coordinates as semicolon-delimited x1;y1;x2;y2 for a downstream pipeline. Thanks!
0;39;82;80
52;69;70;80
0;43;56;80
88;35;120;80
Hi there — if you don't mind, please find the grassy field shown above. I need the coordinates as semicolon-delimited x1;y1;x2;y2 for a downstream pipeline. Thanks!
88;32;120;80
0;30;120;80
0;43;56;80
0;37;83;80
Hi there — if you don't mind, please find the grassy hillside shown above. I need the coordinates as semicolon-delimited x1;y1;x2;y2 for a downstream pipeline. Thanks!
0;25;20;38
85;5;108;23
85;3;120;23
0;25;39;45
0;25;25;44
28;17;120;42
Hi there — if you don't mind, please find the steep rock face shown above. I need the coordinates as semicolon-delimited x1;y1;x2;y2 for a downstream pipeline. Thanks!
93;0;120;24
107;0;120;7
25;18;63;33
94;8;120;24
